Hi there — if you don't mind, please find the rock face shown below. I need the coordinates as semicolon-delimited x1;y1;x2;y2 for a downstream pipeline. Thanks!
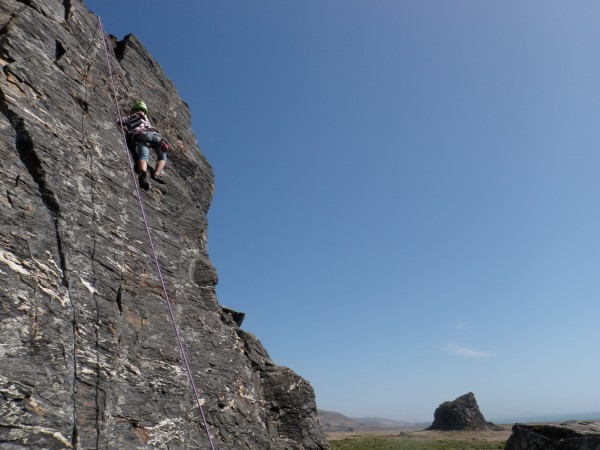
427;392;501;431
505;421;600;450
0;1;328;449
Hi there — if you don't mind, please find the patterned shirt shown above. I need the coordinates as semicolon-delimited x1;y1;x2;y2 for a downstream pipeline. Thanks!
117;112;156;137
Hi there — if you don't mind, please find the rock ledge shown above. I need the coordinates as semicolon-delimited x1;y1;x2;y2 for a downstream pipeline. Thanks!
505;421;600;450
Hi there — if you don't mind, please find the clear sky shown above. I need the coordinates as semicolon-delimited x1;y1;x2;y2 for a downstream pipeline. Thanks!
84;0;600;422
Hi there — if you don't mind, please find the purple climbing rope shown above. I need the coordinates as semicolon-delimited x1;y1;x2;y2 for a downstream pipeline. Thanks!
97;16;216;450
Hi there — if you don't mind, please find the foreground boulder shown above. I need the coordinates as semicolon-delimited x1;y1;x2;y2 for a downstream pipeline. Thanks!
0;0;328;448
505;421;600;450
428;392;501;431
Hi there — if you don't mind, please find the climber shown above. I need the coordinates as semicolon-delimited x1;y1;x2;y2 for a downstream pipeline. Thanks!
117;100;169;189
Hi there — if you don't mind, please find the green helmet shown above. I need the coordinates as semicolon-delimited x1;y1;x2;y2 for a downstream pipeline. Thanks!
131;100;147;114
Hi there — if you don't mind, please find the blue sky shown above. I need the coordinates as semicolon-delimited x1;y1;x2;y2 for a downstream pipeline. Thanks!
85;1;600;422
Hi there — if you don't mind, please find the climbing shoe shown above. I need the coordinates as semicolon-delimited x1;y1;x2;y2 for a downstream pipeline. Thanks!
139;171;150;190
151;173;166;185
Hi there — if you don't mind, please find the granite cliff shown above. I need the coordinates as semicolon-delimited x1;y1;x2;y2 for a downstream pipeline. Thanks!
0;1;328;448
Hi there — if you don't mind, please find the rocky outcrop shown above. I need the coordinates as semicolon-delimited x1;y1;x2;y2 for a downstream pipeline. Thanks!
427;392;501;431
0;0;328;448
505;421;600;450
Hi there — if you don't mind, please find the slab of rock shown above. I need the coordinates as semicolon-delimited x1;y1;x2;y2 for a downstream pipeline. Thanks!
428;392;502;431
505;421;600;450
0;0;328;448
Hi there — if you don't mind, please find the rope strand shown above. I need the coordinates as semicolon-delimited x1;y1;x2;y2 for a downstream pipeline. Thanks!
97;16;216;450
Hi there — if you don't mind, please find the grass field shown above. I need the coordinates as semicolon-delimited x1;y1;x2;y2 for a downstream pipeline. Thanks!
327;428;511;450
330;436;504;449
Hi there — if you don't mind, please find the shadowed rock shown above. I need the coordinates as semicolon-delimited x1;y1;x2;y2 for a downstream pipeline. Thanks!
428;392;501;431
0;0;328;448
505;421;600;450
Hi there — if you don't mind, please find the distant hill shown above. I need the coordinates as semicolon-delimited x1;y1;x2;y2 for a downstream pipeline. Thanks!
318;410;430;432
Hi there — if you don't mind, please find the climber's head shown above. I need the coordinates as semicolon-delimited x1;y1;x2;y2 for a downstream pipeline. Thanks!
131;100;148;114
